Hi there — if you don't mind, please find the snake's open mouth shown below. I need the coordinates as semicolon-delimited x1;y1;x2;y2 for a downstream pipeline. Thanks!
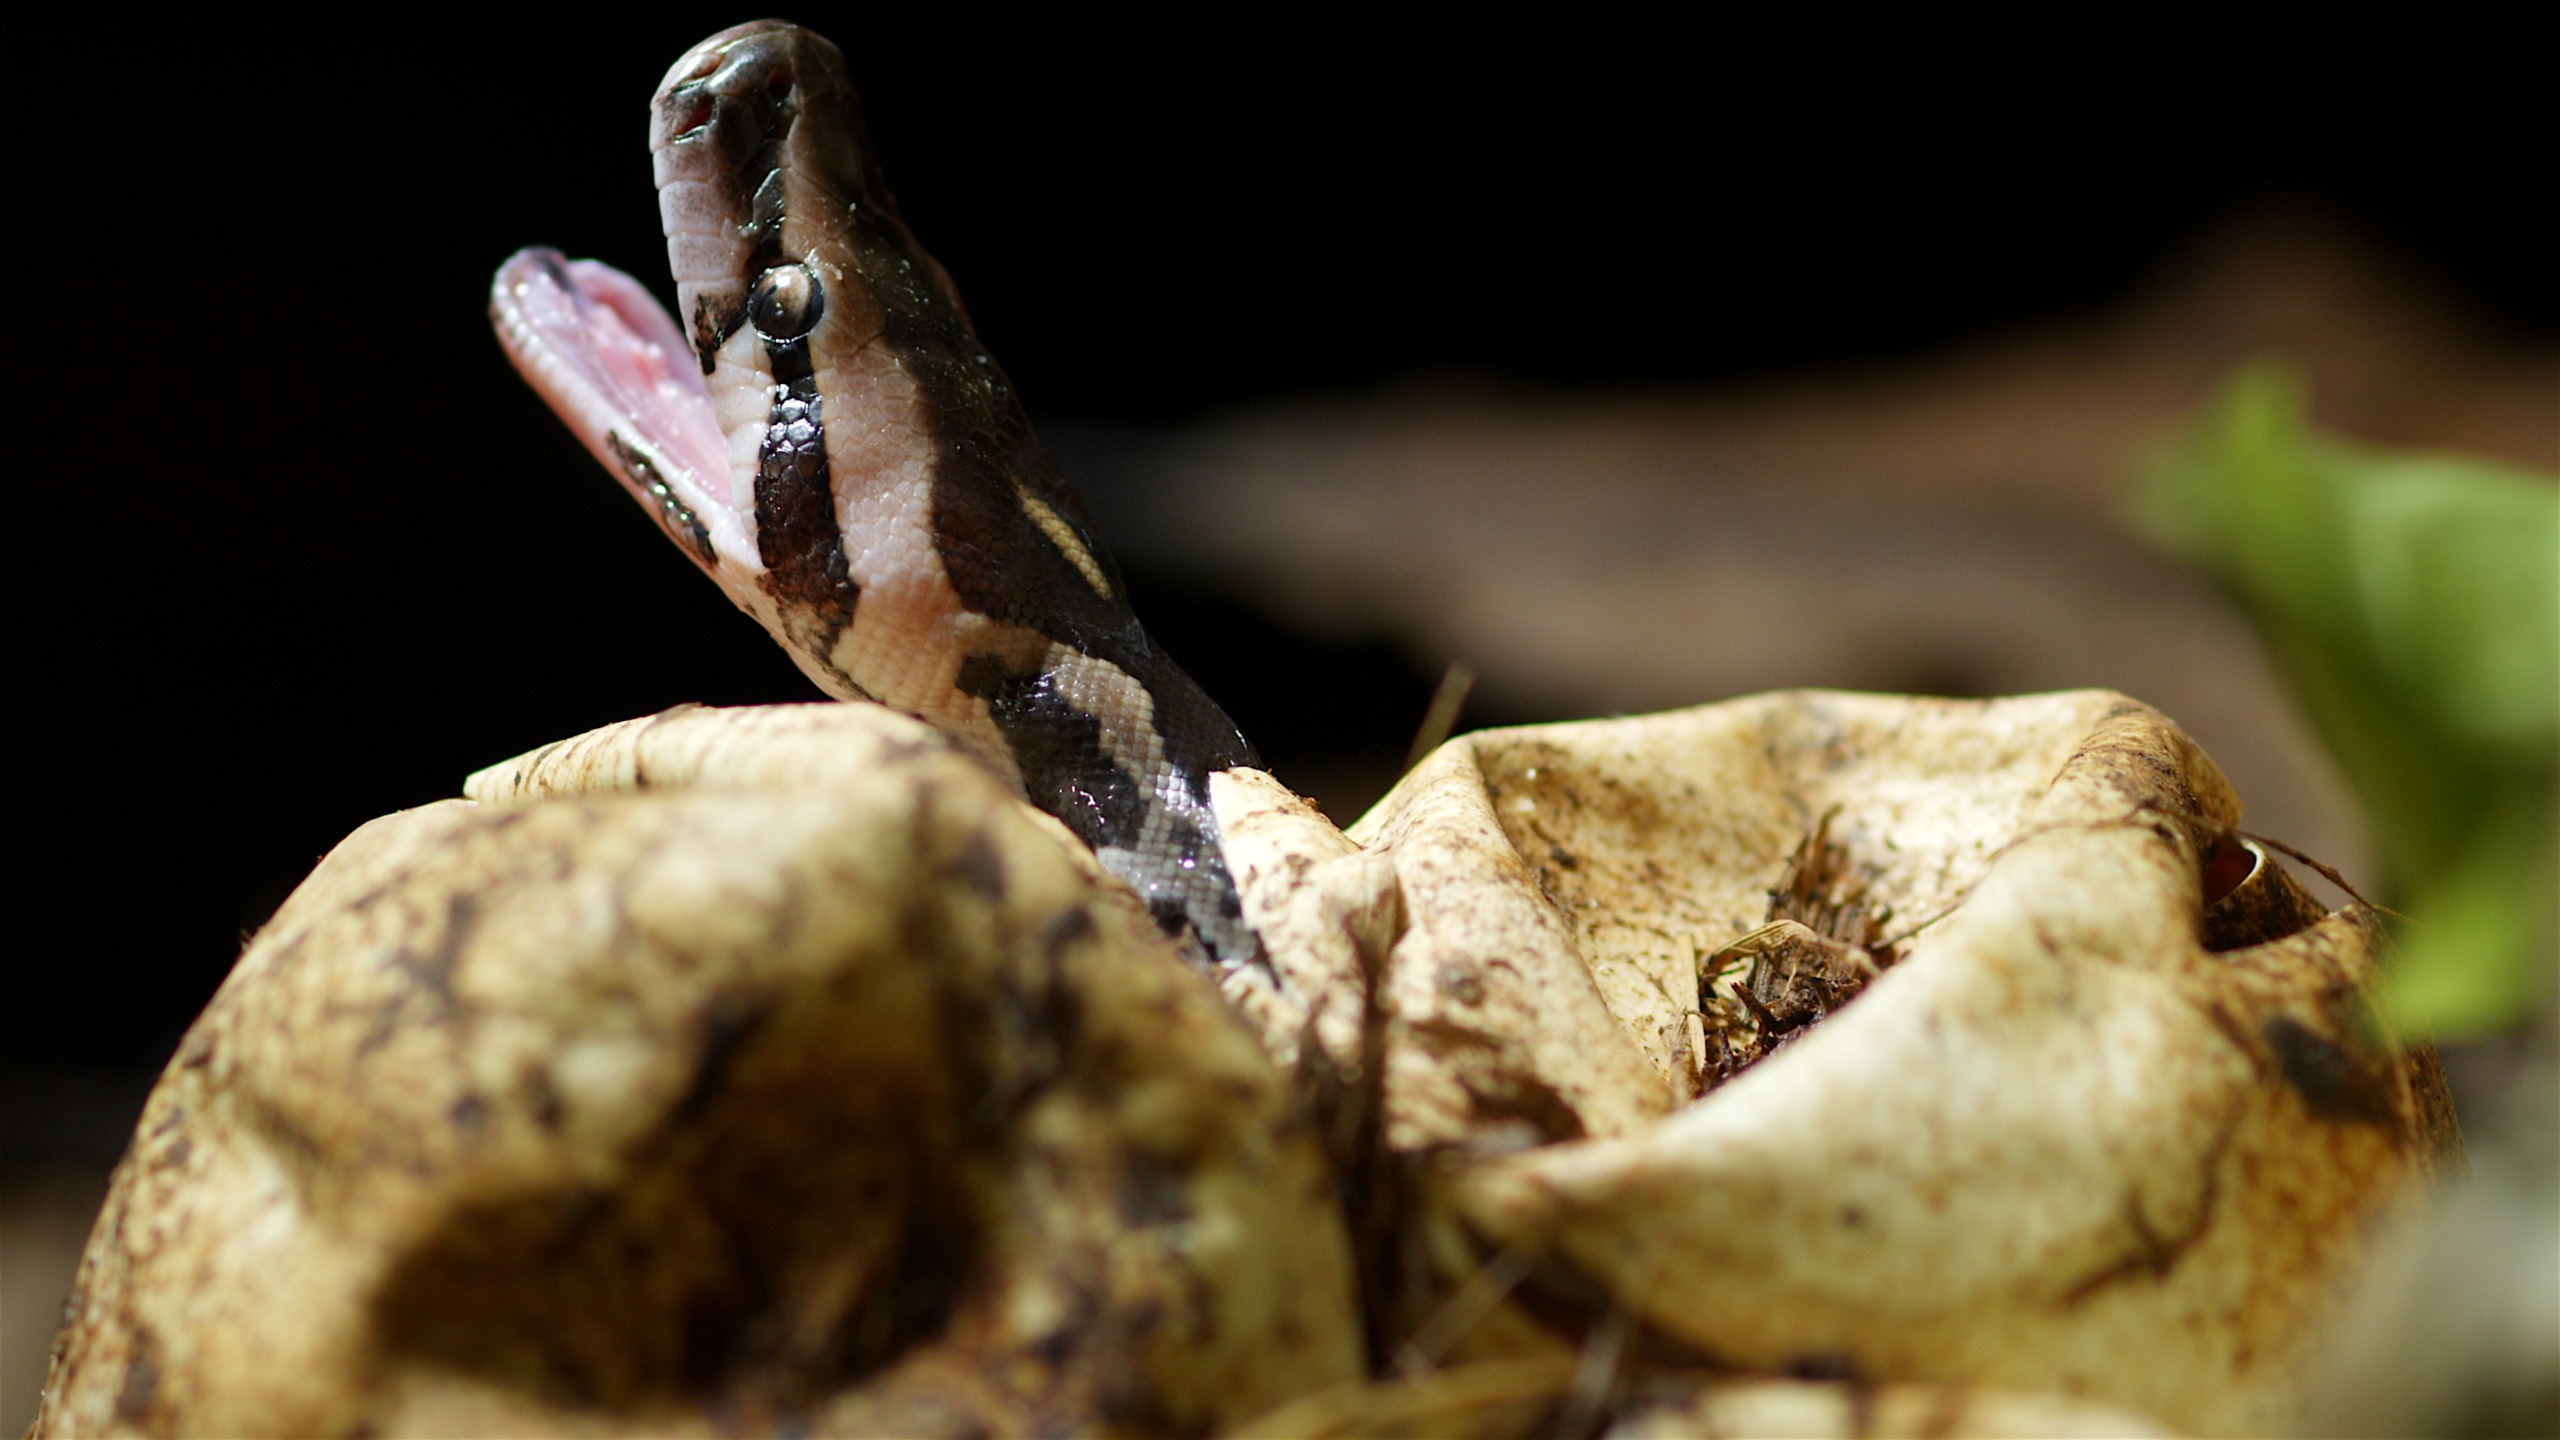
491;248;755;582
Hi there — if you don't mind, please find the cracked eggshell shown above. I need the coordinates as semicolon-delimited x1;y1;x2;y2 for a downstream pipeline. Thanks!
1216;690;2456;1436
1212;758;1680;1155
33;703;1361;1439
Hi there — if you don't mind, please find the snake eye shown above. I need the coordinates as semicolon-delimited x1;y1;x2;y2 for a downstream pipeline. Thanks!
748;263;823;342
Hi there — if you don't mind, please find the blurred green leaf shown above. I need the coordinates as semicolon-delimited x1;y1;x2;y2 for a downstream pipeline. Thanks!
2135;364;2558;1038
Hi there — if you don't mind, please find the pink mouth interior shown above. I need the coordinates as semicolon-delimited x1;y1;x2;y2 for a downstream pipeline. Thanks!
491;249;739;557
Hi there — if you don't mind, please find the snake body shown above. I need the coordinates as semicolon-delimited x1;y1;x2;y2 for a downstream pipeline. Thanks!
491;21;1257;964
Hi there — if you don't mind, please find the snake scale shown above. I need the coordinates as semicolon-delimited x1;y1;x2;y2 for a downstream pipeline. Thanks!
491;21;1259;966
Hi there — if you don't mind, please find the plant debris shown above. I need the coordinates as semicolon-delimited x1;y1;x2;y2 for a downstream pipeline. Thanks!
1698;811;1899;1089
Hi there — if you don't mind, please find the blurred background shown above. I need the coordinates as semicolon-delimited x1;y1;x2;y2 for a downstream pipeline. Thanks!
8;15;2551;1430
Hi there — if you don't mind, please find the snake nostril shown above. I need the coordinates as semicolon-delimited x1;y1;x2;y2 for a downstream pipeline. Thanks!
666;93;714;138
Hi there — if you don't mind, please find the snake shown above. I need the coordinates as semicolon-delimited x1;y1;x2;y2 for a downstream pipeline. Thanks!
490;20;1258;966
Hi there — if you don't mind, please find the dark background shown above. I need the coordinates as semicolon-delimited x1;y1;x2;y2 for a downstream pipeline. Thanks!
15;15;2551;1079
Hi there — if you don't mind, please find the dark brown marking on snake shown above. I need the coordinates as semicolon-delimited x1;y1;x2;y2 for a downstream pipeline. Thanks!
745;168;788;255
752;363;857;661
955;654;1146;851
605;432;712;564
685;294;745;373
1146;814;1239;935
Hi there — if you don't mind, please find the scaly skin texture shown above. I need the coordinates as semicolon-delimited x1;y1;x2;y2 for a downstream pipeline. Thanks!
493;21;1257;964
